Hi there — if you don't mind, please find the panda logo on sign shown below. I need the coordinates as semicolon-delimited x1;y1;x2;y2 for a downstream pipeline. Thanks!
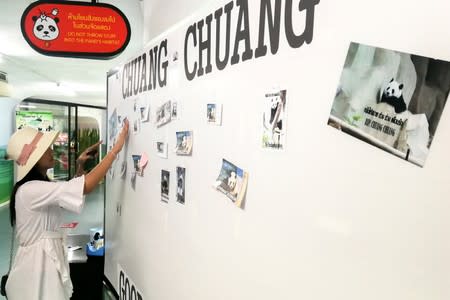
32;9;60;46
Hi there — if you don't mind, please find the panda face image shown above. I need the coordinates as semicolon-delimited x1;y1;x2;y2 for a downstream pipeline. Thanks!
383;78;404;98
270;95;281;109
380;78;407;113
32;14;60;41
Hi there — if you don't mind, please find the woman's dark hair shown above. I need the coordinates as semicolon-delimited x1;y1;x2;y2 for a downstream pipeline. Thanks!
10;166;49;226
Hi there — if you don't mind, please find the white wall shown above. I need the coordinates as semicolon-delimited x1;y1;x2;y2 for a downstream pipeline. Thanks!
142;0;220;43
106;1;450;300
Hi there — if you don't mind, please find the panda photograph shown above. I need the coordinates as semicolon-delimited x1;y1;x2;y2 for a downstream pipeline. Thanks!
161;170;170;202
329;42;450;167
262;89;287;150
214;159;242;202
176;167;186;204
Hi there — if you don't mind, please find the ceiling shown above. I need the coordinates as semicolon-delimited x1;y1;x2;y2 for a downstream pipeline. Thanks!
0;0;144;107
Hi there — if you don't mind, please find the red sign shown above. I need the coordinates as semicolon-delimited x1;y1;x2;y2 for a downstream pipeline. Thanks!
21;1;131;59
61;222;79;229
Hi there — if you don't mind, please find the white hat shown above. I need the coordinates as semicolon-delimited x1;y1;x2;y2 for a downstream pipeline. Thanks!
7;127;59;181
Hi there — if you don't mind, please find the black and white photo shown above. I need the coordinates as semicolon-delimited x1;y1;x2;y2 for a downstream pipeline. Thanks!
262;89;287;150
161;170;170;203
156;100;172;127
176;166;186;204
139;104;150;123
156;141;168;158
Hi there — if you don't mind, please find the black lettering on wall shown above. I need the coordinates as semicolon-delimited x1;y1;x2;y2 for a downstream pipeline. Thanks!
285;0;320;48
231;0;253;65
130;286;136;300
148;45;158;90
119;271;125;300
124;278;130;299
127;60;133;97
139;53;147;93
184;23;197;81
197;14;213;77
182;0;320;81
214;1;233;71
133;56;141;95
122;63;128;99
255;0;281;58
158;39;168;87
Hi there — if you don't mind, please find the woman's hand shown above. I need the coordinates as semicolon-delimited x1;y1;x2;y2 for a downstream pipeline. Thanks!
77;141;102;164
76;141;102;177
111;118;129;155
83;119;129;194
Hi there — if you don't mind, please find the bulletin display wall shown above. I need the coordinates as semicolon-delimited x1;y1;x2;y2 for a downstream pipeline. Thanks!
105;1;450;299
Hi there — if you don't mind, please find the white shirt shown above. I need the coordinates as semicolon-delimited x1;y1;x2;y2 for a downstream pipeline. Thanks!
6;176;85;300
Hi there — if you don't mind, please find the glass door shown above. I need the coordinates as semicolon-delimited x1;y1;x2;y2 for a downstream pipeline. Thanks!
16;99;106;181
15;101;70;181
76;106;105;173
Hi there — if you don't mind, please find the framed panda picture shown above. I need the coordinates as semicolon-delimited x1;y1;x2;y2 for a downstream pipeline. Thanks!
328;42;450;167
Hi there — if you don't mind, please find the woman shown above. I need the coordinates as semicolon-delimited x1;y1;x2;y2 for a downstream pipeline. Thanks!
5;119;129;300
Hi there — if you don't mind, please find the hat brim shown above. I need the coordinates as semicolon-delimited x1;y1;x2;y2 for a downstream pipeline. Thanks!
16;130;60;181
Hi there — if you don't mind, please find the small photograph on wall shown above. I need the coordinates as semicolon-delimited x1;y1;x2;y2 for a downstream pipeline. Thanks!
175;131;193;155
108;109;118;141
176;166;186;204
133;98;138;113
108;145;116;179
132;154;144;176
213;159;248;208
156;100;172;127
139;104;150;123
206;103;222;125
171;51;179;64
130;171;136;190
262;89;287;150
156;141;168;158
161;170;170;203
328;42;450;167
117;114;124;128
171;101;179;120
132;118;140;134
119;160;127;179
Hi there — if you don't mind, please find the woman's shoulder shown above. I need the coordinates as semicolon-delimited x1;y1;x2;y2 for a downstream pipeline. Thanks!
16;176;85;210
18;176;84;195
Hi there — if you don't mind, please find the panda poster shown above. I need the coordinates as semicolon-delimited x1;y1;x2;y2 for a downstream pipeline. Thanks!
262;89;287;150
328;42;450;167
